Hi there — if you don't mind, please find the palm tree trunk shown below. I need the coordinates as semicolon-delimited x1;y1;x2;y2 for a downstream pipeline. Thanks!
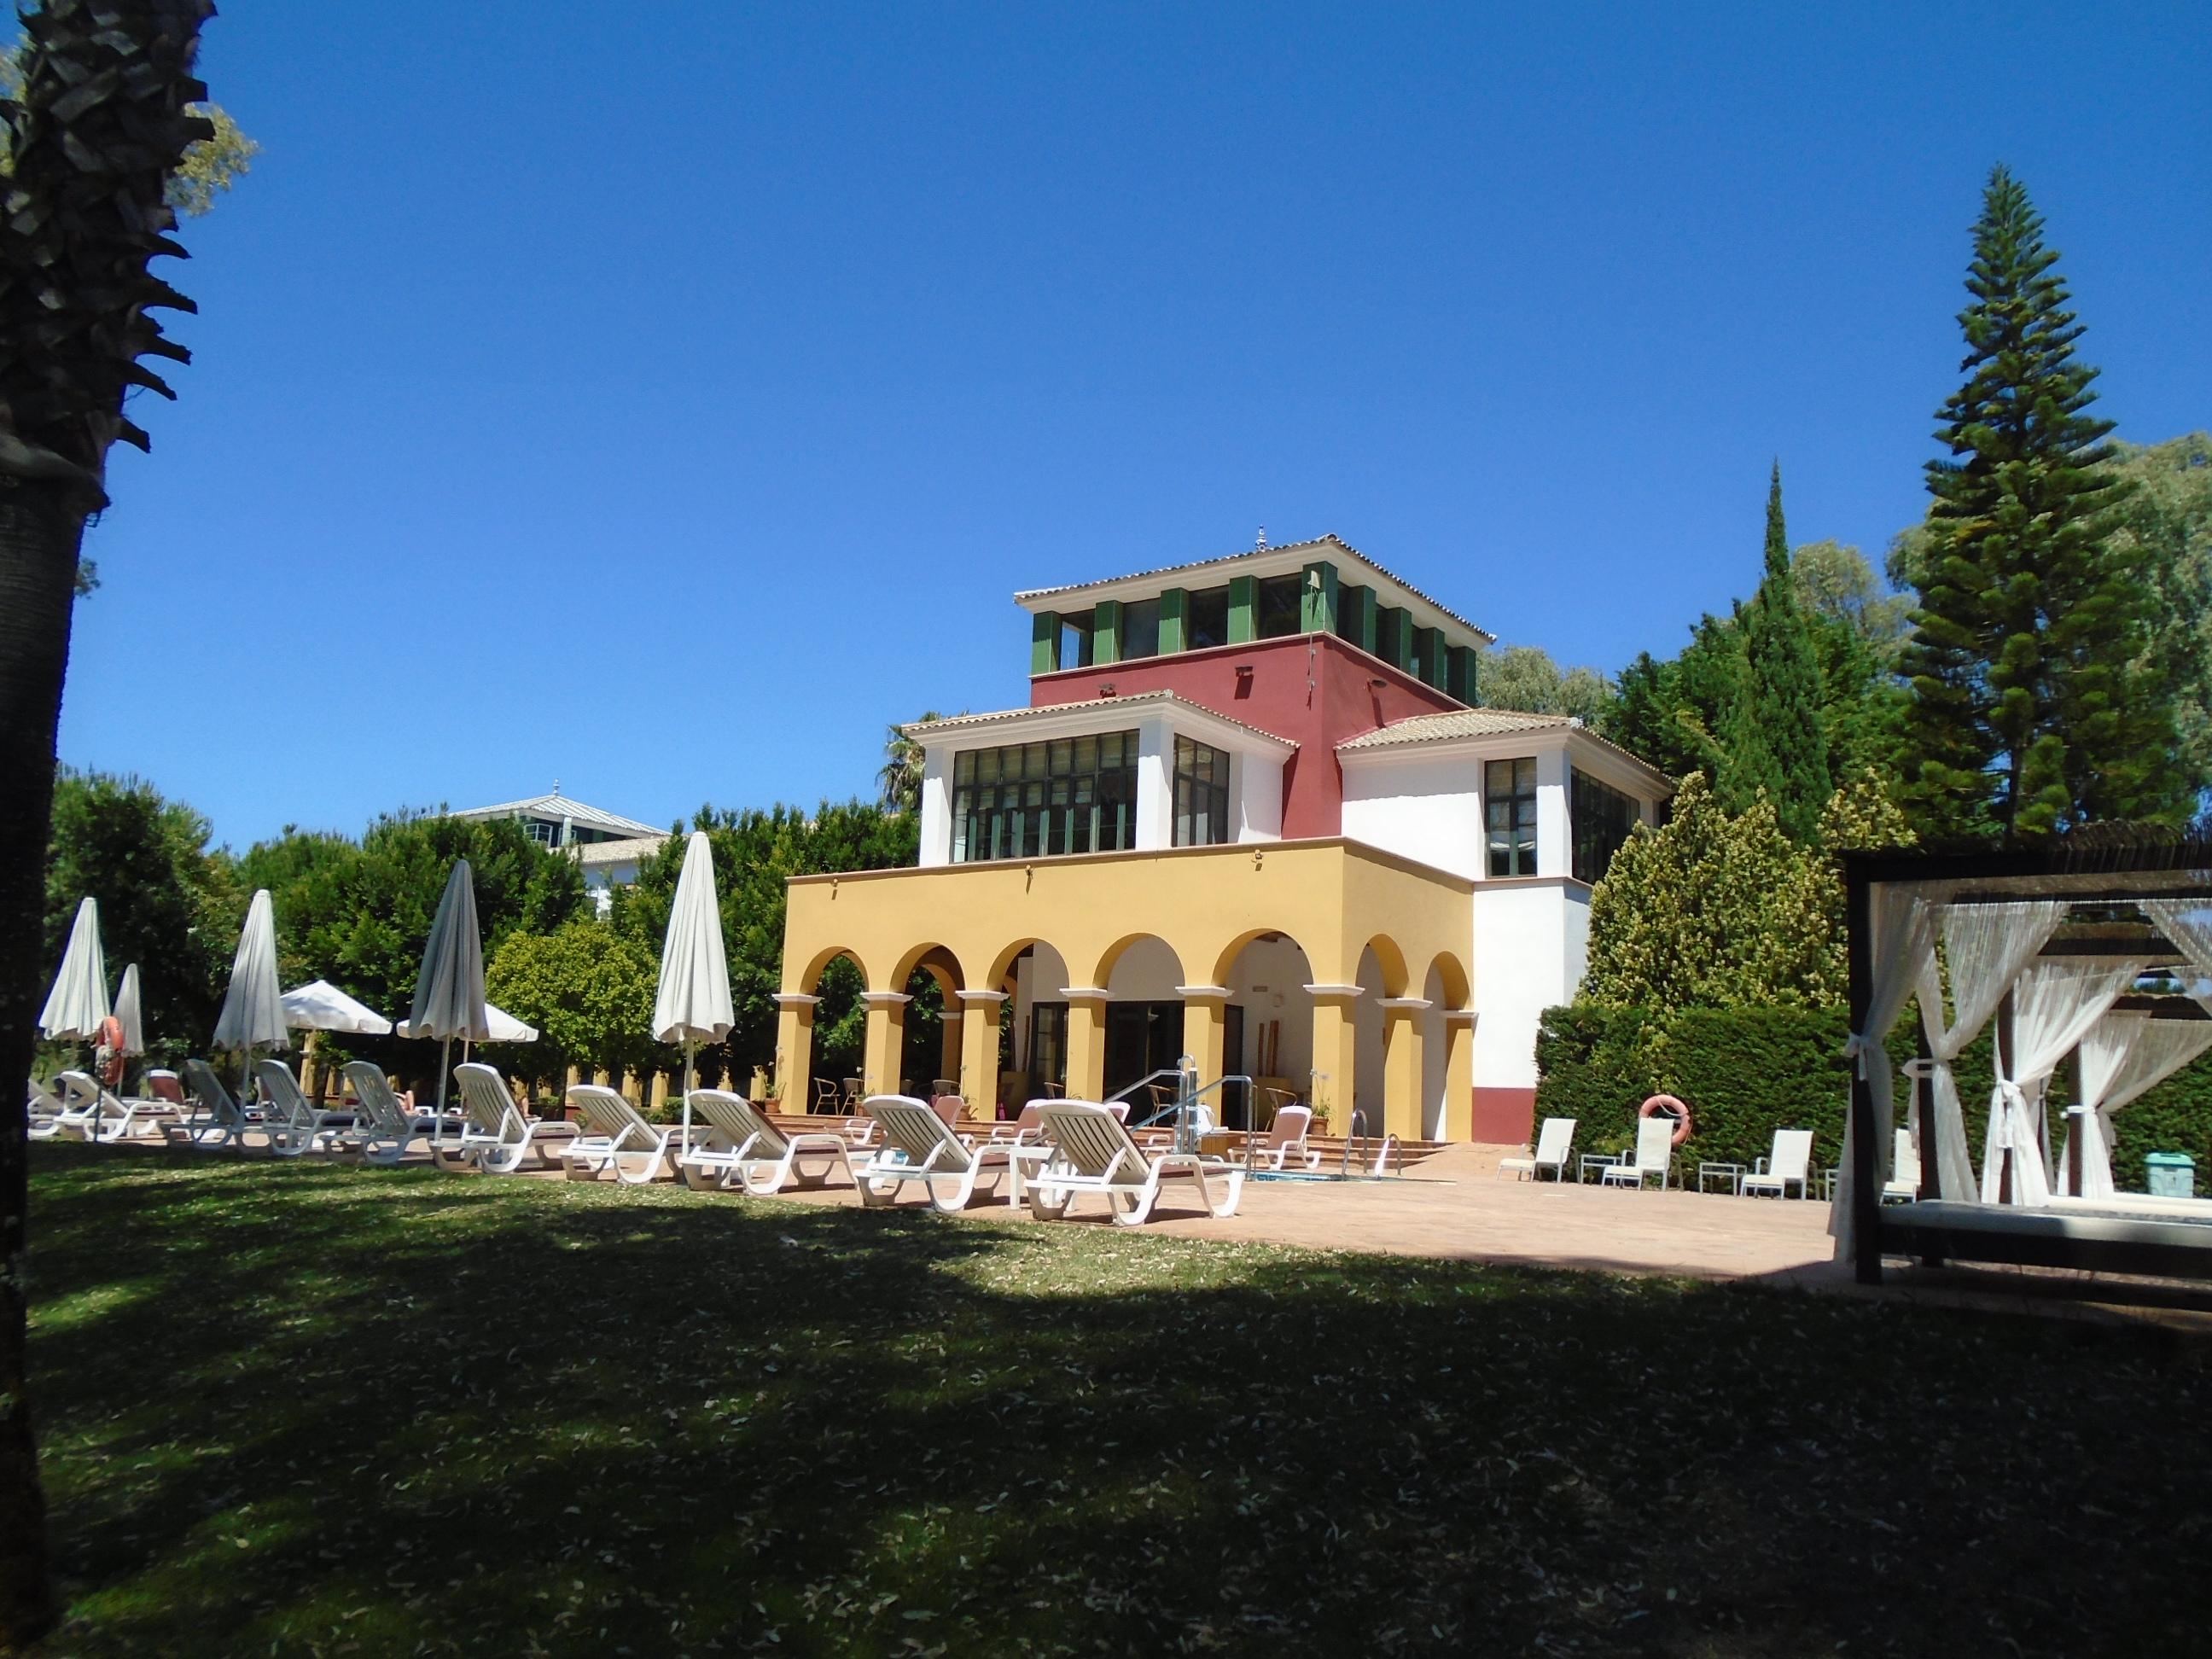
0;479;85;1648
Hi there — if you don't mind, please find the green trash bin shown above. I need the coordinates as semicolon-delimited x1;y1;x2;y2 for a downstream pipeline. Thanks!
2146;1152;2195;1199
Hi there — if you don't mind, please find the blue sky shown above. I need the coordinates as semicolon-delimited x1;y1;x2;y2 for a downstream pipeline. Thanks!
56;3;2212;850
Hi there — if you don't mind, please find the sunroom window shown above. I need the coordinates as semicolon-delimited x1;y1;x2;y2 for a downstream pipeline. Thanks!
952;731;1139;862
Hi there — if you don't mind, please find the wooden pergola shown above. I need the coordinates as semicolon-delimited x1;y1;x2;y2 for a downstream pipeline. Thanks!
1844;838;2212;1289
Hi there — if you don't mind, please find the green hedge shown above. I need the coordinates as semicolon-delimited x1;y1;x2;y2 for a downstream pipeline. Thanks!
1534;1001;2212;1191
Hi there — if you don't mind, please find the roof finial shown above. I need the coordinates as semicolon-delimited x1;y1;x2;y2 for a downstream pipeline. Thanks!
552;777;561;797
1254;525;1268;551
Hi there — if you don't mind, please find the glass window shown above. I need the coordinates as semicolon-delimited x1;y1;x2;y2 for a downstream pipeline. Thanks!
1173;736;1231;847
951;729;1140;863
1255;573;1302;638
1121;597;1161;660
1057;611;1094;672
1485;757;1539;878
1187;585;1230;650
1571;769;1639;884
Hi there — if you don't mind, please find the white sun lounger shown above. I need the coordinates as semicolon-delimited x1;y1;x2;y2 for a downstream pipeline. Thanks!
1739;1128;1814;1199
677;1091;853;1196
1254;1103;1322;1172
1600;1115;1676;1190
433;1062;579;1174
339;1062;442;1164
1499;1116;1576;1182
253;1059;355;1158
850;1094;1021;1212
1025;1101;1244;1225
26;1076;73;1139
164;1059;252;1151
562;1084;680;1185
33;1073;106;1141
61;1070;184;1144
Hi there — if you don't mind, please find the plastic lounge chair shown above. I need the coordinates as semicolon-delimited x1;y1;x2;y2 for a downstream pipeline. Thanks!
338;1061;442;1165
562;1084;680;1185
930;1094;967;1130
78;1072;186;1144
161;1059;253;1151
1025;1100;1244;1225
1740;1128;1814;1199
677;1090;853;1196
253;1059;353;1158
143;1069;187;1107
26;1076;72;1139
434;1062;579;1174
982;1101;1049;1148
32;1074;106;1141
1499;1117;1576;1182
1254;1103;1323;1172
851;1094;1020;1212
1600;1116;1676;1190
1882;1126;1919;1202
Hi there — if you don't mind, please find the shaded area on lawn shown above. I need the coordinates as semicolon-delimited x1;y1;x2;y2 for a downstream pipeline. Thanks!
25;1144;2212;1656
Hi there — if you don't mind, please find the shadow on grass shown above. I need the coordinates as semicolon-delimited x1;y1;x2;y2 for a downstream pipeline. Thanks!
24;1142;2212;1656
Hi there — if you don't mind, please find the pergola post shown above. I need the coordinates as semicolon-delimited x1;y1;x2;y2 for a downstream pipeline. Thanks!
1062;987;1109;1102
771;993;818;1109
1848;855;1883;1286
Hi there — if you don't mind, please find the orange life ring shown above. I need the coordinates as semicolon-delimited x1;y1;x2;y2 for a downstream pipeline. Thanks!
1639;1094;1692;1145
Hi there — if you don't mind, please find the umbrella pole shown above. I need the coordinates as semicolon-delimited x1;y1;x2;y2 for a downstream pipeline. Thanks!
681;1038;696;1157
436;1035;452;1146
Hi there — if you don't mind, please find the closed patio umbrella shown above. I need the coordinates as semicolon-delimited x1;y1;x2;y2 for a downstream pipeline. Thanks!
39;896;112;1041
654;831;734;1154
409;859;490;1127
212;889;288;1093
114;963;146;1056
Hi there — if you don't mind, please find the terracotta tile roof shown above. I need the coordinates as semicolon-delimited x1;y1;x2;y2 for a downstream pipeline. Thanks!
1013;533;1496;645
901;690;1297;748
1337;708;1674;789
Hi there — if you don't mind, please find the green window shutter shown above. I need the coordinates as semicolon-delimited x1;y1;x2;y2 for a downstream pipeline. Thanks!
1158;589;1189;654
1383;607;1413;672
1300;562;1340;633
1031;611;1061;676
1092;600;1122;667
1339;585;1377;654
1227;575;1258;644
1417;628;1449;690
1447;644;1481;705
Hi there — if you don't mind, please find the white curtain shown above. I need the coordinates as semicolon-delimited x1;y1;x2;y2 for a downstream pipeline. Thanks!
1916;900;2067;1202
1829;884;1937;1260
2060;1012;2212;1198
2144;900;2212;1006
1980;957;2141;1207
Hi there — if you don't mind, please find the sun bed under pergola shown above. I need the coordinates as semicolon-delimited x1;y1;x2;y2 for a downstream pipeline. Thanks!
1837;839;2212;1289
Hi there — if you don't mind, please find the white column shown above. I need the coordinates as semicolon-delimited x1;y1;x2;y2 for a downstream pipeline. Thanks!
917;747;952;867
1136;714;1174;850
1534;743;1570;878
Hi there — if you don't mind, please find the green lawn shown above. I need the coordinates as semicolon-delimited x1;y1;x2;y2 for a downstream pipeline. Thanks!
22;1144;2212;1656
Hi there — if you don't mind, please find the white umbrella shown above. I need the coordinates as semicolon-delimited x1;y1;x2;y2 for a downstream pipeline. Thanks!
212;889;288;1094
654;830;734;1155
39;896;112;1041
397;1001;537;1046
281;979;393;1035
114;963;146;1056
408;859;489;1125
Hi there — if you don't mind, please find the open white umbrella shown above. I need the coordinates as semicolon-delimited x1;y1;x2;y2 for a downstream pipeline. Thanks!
114;963;146;1057
39;896;112;1041
408;859;489;1126
654;831;734;1155
397;1002;536;1045
282;980;393;1035
213;889;288;1092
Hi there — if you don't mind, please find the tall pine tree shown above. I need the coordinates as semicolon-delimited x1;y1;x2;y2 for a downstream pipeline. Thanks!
1718;463;1831;839
1900;166;2188;840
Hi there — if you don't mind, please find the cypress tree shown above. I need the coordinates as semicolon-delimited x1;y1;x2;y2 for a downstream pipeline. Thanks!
1719;463;1831;839
1900;166;2189;840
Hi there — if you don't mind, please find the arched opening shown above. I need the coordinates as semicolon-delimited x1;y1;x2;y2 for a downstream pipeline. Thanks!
1214;930;1316;1131
803;949;869;1110
897;946;964;1102
997;940;1072;1110
1098;934;1185;1109
1422;952;1472;1143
